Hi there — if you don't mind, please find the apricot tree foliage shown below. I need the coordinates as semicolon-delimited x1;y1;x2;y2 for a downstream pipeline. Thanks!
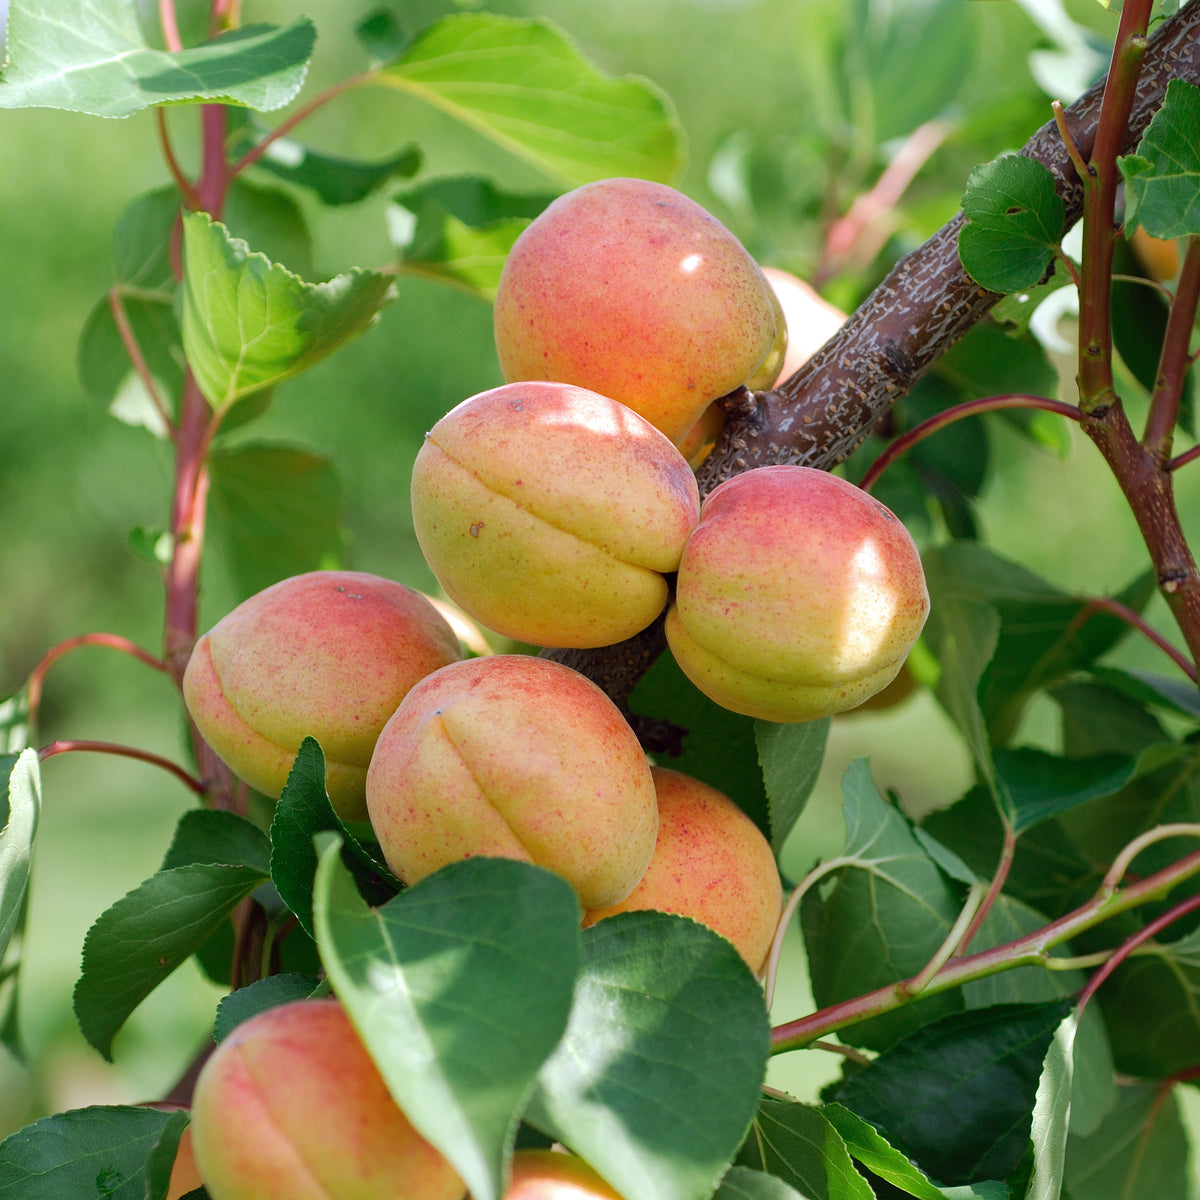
3;1;1200;1198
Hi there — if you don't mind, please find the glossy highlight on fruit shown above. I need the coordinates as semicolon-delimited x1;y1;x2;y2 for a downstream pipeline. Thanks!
666;465;929;722
365;654;658;909
190;999;465;1200
411;381;700;649
493;177;778;445
182;570;463;820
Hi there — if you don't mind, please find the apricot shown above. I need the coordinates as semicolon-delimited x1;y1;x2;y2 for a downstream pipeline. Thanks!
495;1150;623;1198
166;1124;203;1199
190;998;465;1200
410;381;700;649
665;466;929;722
365;654;657;909
493;178;778;445
583;767;782;974
759;267;846;388
183;570;463;820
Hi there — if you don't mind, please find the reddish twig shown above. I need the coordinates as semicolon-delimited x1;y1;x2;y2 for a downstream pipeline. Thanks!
158;0;183;52
1077;890;1200;1016
38;739;208;798
155;110;200;212
1144;236;1200;456
954;823;1018;957
1063;595;1197;682
858;393;1081;494
230;72;375;182
108;287;177;438
26;634;170;729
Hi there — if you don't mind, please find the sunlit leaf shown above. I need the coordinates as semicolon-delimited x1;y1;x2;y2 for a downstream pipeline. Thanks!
377;13;684;186
181;212;396;412
1119;79;1200;239
528;911;770;1200
756;718;830;855
738;1098;874;1200
0;2;315;117
314;848;580;1200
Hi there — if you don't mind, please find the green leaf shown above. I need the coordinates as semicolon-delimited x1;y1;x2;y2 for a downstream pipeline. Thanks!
924;543;1153;748
1119;79;1200;239
0;691;31;756
756;719;830;856
958;156;1065;293
180;211;396;413
389;177;556;301
1089;663;1200;722
314;848;580;1200
738;1099;874;1200
1024;1011;1076;1200
223;179;315;282
834;1000;1071;1185
270;738;399;939
919;570;999;792
213;972;323;1043
849;0;978;144
377;13;685;187
631;652;773;845
528;911;770;1200
713;1165;813;1200
0;1105;187;1198
228;110;421;207
1063;1082;1190;1200
994;747;1139;834
822;1103;1011;1200
74;861;268;1059
0;752;39;974
112;187;179;291
802;761;965;1050
207;442;345;599
77;290;181;436
160;807;271;873
0;3;315;117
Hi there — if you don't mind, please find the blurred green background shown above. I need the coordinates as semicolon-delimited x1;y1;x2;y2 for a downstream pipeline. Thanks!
2;0;1195;1142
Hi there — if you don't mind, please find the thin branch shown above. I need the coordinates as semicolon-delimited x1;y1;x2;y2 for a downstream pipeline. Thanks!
1065;594;1197;682
158;0;183;52
763;856;859;1011
858;394;1081;494
39;739;208;797
1102;822;1200;890
1144;235;1200;455
27;633;170;729
1076;890;1200;1016
1169;442;1200;471
155;110;200;210
954;827;1017;957
108;288;177;438
230;72;375;182
906;884;987;995
771;841;1200;1052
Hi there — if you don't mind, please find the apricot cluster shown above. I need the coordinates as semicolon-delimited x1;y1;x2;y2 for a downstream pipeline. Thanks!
179;177;929;1197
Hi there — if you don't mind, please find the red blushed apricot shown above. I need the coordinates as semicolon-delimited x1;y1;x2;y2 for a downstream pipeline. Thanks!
183;571;463;821
190;999;465;1200
493;178;778;446
166;1124;203;1199
411;381;700;649
365;655;658;910
666;466;929;723
584;767;783;975
490;1150;624;1198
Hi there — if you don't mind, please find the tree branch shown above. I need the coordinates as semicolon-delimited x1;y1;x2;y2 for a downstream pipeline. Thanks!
547;1;1200;713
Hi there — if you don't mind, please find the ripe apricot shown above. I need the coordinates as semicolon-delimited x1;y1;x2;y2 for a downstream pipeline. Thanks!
493;178;777;445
